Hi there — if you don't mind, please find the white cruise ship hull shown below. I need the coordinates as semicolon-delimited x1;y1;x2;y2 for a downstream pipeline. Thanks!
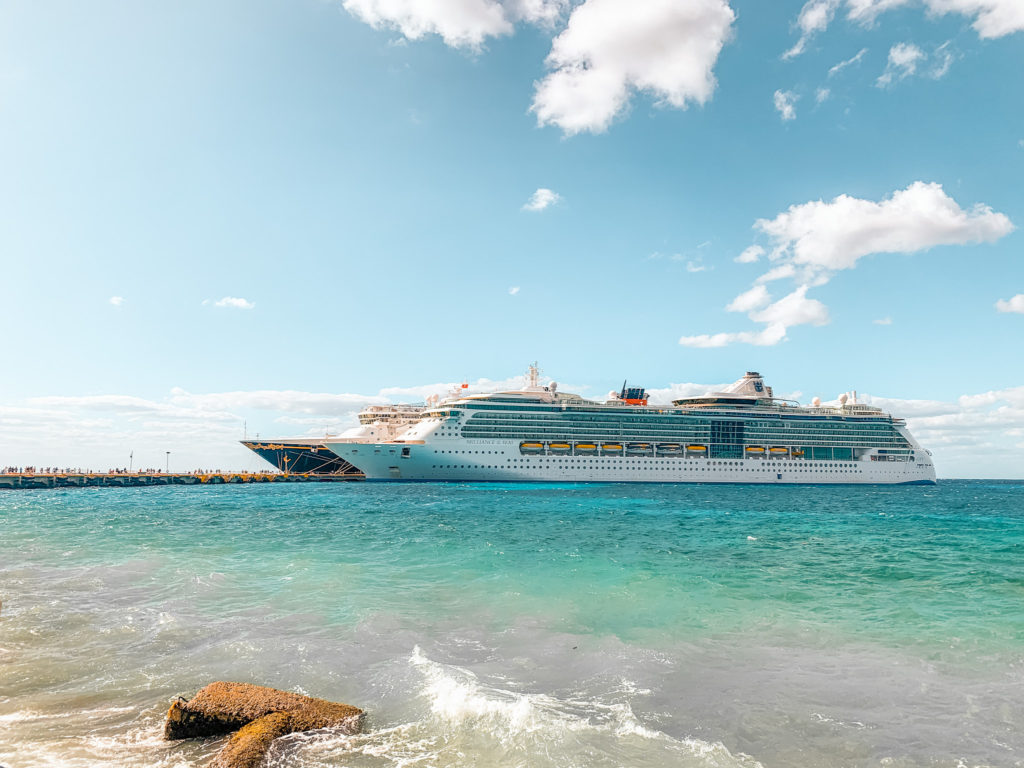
326;439;937;485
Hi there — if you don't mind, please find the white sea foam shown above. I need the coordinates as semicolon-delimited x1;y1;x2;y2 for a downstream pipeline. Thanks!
266;648;763;768
0;722;210;768
0;706;135;724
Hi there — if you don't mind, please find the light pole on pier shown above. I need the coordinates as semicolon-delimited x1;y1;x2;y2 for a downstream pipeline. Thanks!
165;451;170;474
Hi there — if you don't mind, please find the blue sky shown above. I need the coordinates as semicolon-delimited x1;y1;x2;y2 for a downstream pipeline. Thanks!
1;0;1022;476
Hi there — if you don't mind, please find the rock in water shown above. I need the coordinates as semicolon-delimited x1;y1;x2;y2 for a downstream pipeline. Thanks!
210;712;295;768
165;681;363;767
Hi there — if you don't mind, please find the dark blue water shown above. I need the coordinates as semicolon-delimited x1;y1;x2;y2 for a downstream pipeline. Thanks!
1;480;1022;767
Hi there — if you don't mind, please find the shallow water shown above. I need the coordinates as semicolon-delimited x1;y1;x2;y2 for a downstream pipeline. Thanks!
1;481;1022;767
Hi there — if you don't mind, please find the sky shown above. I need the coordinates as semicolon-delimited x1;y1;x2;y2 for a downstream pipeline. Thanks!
1;0;1022;477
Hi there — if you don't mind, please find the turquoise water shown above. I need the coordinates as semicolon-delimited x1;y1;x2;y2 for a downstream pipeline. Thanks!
1;481;1022;767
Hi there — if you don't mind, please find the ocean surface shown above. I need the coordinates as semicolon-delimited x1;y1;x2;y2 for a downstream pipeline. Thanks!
1;480;1022;768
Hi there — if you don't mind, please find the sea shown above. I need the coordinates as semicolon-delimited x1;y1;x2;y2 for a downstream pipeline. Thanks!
1;480;1022;768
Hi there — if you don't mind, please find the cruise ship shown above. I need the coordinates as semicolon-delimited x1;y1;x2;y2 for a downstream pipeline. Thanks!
241;404;425;475
326;367;936;485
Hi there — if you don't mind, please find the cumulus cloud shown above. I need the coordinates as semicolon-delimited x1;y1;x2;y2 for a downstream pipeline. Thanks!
531;0;735;135
341;0;569;49
522;188;561;211
877;42;925;86
996;294;1024;313
108;296;124;306
679;324;787;348
735;245;765;263
645;380;730;404
816;86;831;102
773;89;799;120
755;181;1013;274
725;284;771;312
508;286;521;295
859;385;1024;477
210;296;255;310
683;182;1013;347
343;0;504;49
749;285;830;327
873;316;893;324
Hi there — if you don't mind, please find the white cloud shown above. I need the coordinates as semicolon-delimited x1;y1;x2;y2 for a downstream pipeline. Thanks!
784;0;840;59
735;245;765;263
754;181;1013;274
725;284;770;313
211;296;255;310
680;182;1013;347
859;385;1024;477
377;373;580;402
785;0;1024;57
755;263;800;284
6;377;1024;477
645;381;729;404
873;316;893;324
508;286;521;295
774;89;798;121
749;285;830;327
506;0;569;26
108;296;124;306
531;0;735;135
996;294;1024;313
877;42;925;86
679;323;787;348
342;0;512;49
828;47;868;76
846;0;1024;39
686;259;709;273
522;188;561;211
816;86;831;103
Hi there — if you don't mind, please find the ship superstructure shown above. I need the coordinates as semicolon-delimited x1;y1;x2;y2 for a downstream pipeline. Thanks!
241;403;425;475
326;367;936;485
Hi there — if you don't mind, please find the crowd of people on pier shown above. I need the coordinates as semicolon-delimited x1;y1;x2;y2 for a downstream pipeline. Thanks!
1;466;236;476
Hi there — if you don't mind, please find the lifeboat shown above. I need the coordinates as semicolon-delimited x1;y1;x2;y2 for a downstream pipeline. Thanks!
657;443;682;455
792;449;805;457
601;444;623;453
548;443;571;454
745;446;765;454
626;443;653;455
575;443;597;454
520;442;544;454
686;445;707;453
769;447;789;455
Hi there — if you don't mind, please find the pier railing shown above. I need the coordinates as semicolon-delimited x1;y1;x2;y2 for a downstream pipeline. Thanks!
0;471;362;489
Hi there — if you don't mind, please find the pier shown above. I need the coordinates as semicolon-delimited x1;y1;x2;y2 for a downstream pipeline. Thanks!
0;471;362;490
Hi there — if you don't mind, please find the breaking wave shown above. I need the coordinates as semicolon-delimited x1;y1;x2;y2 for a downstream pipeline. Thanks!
265;647;762;768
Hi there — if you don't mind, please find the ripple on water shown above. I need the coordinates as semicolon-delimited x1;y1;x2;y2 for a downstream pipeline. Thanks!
1;480;1023;767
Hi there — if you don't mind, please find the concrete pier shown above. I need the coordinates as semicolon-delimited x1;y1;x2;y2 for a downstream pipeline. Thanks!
0;471;361;490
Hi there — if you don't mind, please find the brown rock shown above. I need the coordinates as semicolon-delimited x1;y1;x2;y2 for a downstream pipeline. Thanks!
210;712;295;768
164;681;363;767
164;681;362;740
